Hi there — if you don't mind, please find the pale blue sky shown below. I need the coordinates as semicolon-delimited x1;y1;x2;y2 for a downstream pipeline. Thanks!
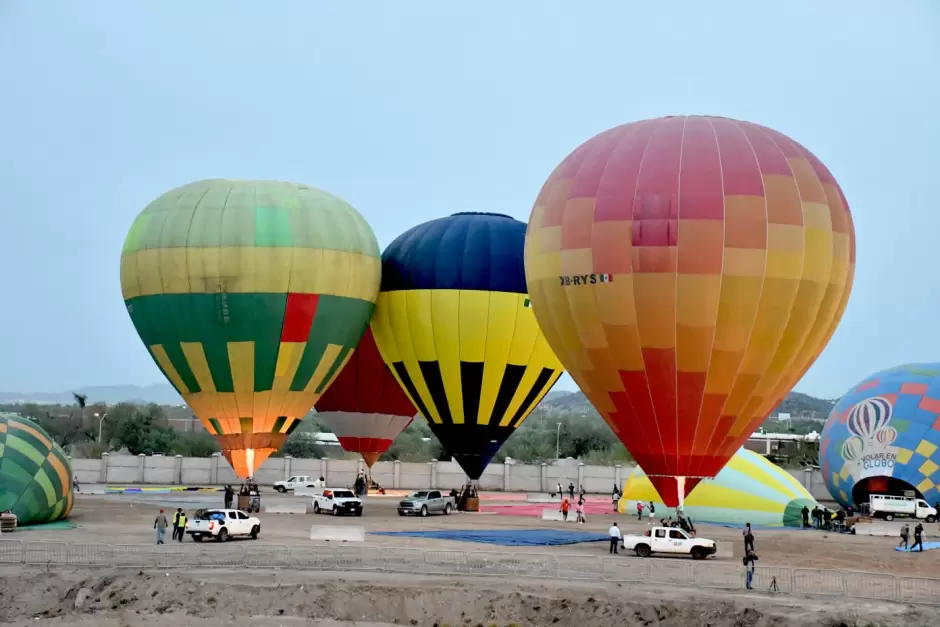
0;1;937;400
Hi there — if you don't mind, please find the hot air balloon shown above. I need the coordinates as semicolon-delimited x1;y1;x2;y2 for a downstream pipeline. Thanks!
524;115;855;507
314;328;417;467
120;179;380;479
841;436;864;462
0;413;74;525
371;212;565;479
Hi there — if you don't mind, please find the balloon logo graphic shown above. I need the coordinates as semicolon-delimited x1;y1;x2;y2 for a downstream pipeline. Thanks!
524;115;855;506
121;180;381;478
841;436;864;462
847;397;892;439
371;212;565;479
875;426;898;447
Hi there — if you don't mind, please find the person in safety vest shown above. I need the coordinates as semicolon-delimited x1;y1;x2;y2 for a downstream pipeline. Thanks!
176;511;187;542
171;508;182;541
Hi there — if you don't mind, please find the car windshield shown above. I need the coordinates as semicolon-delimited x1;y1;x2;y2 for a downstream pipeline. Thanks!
411;491;429;499
333;490;355;498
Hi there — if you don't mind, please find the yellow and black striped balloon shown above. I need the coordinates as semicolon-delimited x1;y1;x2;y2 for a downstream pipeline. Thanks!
370;212;564;479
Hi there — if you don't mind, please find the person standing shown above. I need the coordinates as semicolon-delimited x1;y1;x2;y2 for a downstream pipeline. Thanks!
743;550;758;590
647;502;656;526
899;523;910;551
575;500;585;524
608;522;622;554
801;505;810;528
223;485;234;509
636;501;645;521
561;498;570;522
556;482;563;501
176;511;187;542
912;523;925;552
154;509;168;545
171;508;182;541
568;482;575;501
743;523;755;553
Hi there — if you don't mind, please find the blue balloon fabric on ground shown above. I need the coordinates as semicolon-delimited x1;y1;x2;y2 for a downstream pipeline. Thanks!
895;542;940;552
372;529;608;546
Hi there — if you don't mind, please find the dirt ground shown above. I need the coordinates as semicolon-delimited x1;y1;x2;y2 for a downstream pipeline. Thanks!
1;491;938;626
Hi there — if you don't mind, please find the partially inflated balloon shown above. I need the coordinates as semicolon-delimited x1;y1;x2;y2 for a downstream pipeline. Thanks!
525;116;855;505
314;328;417;467
121;179;380;478
0;413;74;525
372;212;565;479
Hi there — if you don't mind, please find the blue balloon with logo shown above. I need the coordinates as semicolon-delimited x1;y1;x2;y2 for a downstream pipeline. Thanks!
821;364;940;509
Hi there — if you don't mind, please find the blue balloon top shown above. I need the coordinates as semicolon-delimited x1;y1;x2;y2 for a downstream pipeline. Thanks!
380;212;527;294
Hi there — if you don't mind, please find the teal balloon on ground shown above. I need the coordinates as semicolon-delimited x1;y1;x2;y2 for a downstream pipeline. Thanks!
0;413;74;525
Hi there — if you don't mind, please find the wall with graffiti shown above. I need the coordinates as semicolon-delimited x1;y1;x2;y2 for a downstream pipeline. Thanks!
821;364;940;508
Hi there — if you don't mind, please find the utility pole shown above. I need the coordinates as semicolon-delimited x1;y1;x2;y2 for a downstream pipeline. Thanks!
555;422;562;459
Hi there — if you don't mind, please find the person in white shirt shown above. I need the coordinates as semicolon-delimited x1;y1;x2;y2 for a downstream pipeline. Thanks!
608;522;622;554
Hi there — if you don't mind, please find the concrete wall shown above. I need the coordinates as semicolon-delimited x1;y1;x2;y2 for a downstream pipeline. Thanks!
66;453;837;501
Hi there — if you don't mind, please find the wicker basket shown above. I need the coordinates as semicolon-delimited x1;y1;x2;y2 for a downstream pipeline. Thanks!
0;512;17;533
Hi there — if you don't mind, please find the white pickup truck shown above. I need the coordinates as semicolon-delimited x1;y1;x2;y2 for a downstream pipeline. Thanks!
273;475;319;493
311;488;363;516
621;526;717;560
186;509;261;542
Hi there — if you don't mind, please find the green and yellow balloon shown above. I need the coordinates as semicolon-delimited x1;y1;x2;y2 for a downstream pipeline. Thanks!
120;179;380;478
0;413;74;525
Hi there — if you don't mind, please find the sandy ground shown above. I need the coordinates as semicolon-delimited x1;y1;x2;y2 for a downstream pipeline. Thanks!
2;566;938;627
1;490;938;625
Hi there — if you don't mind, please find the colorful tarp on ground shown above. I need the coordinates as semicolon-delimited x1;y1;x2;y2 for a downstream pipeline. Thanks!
0;413;74;526
618;447;816;527
372;529;607;546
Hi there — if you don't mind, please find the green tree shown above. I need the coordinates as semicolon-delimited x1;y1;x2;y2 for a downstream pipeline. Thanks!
113;406;177;455
170;432;220;457
274;434;325;459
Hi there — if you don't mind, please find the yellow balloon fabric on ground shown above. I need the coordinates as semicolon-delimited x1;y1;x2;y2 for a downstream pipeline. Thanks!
618;447;817;527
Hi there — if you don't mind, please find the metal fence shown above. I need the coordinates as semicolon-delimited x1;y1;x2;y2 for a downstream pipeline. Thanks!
2;539;938;605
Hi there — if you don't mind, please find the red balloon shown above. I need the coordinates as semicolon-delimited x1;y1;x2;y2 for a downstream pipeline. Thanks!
315;328;416;466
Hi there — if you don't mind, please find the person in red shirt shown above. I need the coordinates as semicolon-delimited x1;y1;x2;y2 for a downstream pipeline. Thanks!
561;498;570;522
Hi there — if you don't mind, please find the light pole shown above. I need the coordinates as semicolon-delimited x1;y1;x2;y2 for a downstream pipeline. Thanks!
555;422;562;459
95;412;108;443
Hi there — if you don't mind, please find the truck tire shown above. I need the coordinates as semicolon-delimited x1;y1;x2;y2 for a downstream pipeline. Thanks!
884;513;894;521
192;534;203;542
635;544;651;558
420;505;428;517
691;547;707;560
250;525;260;540
398;511;405;516
444;503;453;515
217;528;229;543
331;505;338;516
927;515;936;523
314;503;320;514
276;486;287;493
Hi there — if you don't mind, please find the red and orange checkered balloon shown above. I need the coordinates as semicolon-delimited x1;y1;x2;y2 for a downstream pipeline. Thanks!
524;116;855;506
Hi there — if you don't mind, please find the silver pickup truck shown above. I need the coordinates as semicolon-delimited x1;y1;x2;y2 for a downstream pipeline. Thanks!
397;490;456;517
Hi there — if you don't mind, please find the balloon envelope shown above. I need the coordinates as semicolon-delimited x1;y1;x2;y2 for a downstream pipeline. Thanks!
314;328;417;467
372;212;564;479
0;413;74;525
120;179;380;478
525;116;855;505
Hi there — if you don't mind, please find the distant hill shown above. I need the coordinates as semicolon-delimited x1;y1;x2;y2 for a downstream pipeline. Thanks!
0;384;184;406
539;389;836;420
0;382;837;420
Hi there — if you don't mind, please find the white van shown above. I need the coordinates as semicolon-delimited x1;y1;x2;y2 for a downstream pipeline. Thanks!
869;494;936;522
